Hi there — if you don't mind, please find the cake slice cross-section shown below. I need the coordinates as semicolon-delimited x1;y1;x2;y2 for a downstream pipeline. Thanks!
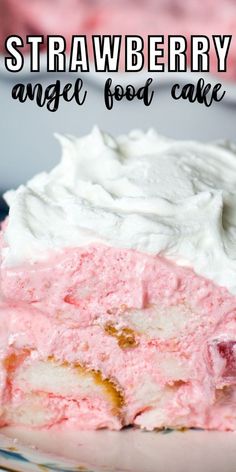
1;127;236;431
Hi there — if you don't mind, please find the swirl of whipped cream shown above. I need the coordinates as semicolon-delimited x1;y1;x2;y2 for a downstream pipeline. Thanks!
2;127;236;293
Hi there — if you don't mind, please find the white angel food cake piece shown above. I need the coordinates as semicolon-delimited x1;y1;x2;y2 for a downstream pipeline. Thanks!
0;128;236;431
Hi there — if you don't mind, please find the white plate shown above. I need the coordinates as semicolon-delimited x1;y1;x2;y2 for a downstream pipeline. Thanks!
1;427;236;472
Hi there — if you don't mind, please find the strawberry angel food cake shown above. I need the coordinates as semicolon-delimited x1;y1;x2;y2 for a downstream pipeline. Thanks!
1;127;236;431
1;0;236;80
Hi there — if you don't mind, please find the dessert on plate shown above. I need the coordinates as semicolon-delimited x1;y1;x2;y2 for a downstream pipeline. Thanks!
1;128;236;431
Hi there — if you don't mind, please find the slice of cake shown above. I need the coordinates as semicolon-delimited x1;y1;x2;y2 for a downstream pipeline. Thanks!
1;127;236;431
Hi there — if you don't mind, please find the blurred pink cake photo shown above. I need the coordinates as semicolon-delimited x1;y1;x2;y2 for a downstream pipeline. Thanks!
1;128;236;431
1;0;236;80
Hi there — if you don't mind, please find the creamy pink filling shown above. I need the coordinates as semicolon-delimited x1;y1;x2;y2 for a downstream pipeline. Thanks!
0;243;236;431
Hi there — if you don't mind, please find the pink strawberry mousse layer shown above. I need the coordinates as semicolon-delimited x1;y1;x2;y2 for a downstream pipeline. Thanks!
1;243;236;431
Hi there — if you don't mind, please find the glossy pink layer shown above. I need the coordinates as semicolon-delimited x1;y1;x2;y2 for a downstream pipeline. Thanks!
1;243;236;430
0;0;236;79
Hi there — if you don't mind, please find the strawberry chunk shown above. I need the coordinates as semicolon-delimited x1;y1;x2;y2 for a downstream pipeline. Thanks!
217;341;236;378
208;339;236;382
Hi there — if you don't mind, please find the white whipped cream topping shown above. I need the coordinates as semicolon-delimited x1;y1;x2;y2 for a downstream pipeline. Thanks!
2;127;236;293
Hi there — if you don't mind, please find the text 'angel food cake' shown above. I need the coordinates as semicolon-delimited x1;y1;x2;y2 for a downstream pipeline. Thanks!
1;128;236;431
